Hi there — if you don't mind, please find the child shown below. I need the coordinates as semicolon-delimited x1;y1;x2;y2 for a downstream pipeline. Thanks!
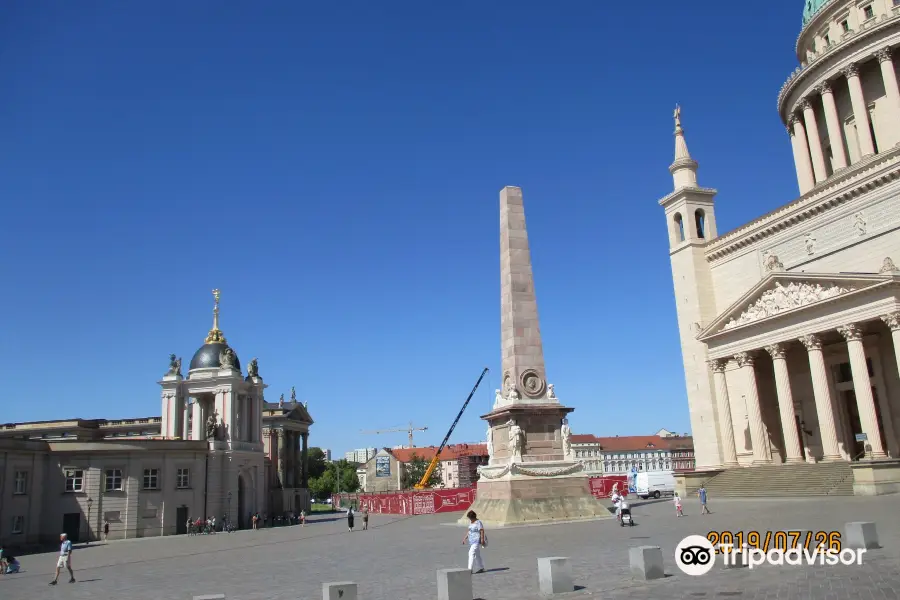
5;555;20;574
674;492;685;517
462;510;486;574
299;510;306;527
362;508;369;531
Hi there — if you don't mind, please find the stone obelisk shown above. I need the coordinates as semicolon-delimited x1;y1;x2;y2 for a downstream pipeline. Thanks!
463;186;609;526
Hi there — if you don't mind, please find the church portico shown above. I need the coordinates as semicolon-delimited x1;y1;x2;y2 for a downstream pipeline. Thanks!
698;270;900;468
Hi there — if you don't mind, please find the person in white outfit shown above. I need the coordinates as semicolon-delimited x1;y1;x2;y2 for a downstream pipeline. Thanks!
462;510;486;574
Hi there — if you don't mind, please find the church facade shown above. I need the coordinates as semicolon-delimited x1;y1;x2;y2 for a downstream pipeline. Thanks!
664;0;900;473
0;291;312;549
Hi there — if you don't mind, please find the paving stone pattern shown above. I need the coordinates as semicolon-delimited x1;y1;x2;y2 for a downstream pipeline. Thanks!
1;496;899;599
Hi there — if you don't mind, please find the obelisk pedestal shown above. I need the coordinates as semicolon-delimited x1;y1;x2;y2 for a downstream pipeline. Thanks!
462;186;610;527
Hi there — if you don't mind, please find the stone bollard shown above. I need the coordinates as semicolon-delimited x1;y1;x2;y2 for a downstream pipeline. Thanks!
845;522;880;550
437;568;472;600
629;546;664;580
323;582;358;600
538;557;574;594
193;596;225;600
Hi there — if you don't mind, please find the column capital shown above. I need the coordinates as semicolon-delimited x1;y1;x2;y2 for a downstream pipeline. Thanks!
765;343;788;360
799;333;822;351
817;80;833;96
788;113;801;128
842;63;860;79
875;47;893;64
277;429;286;440
735;351;756;368
837;323;864;342
708;358;728;373
799;98;813;112
881;312;900;331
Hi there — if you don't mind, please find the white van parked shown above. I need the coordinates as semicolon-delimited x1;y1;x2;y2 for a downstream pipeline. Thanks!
635;472;675;499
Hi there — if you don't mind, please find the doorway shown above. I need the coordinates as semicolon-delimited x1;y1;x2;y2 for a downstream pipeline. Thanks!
237;475;246;530
62;513;81;544
176;506;189;535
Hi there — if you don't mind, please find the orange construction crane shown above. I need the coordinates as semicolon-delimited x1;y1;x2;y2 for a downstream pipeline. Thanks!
361;422;428;448
414;368;489;490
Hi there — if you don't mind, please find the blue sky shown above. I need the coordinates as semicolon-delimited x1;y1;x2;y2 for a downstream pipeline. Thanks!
0;1;805;455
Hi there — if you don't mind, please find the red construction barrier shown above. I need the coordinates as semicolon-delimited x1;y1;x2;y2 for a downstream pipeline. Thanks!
336;487;477;515
589;475;628;498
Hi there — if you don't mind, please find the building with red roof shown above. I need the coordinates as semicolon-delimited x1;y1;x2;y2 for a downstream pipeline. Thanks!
570;433;695;475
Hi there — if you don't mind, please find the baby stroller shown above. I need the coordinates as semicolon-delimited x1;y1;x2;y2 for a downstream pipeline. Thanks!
619;503;634;527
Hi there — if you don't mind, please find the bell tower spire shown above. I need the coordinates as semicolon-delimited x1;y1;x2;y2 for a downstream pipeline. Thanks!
670;105;699;189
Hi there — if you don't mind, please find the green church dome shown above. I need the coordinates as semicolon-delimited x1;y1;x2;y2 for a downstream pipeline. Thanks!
802;0;831;26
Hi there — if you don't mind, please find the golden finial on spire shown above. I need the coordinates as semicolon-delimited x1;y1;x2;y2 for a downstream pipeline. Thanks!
674;104;683;133
205;288;227;344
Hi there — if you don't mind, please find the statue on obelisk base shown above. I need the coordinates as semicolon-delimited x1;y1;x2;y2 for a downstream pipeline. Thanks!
462;186;610;526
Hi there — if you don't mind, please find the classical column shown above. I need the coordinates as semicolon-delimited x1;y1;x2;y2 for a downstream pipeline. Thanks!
838;324;887;458
765;344;804;463
192;399;203;441
709;359;739;467
734;352;771;464
800;99;828;182
276;430;286;488
789;115;815;194
183;398;191;440
876;48;900;142
293;432;302;487
818;81;848;169
799;334;842;460
843;63;876;157
301;432;309;488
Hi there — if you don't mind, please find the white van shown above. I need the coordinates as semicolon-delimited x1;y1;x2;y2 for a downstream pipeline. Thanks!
635;472;675;499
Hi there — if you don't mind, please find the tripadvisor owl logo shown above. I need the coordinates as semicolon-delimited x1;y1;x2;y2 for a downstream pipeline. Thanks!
675;535;716;576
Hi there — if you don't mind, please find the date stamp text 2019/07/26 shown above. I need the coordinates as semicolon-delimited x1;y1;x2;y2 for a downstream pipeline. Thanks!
706;530;842;554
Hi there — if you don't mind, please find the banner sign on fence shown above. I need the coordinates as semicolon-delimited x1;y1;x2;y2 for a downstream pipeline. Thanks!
342;487;478;515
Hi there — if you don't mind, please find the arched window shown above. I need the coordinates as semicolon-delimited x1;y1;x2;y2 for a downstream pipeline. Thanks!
695;209;706;238
673;213;685;242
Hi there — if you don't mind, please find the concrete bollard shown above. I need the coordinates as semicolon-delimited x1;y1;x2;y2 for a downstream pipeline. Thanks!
323;582;358;600
722;548;748;569
845;522;880;550
437;568;472;600
538;557;574;594
193;595;225;600
629;546;664;580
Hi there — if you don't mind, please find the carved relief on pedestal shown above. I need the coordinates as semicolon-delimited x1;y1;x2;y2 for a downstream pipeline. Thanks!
804;233;816;255
519;369;545;398
507;419;524;463
880;257;899;274
762;251;785;272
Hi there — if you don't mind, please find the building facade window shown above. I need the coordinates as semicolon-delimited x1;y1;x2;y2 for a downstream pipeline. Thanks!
14;471;28;495
863;4;874;20
12;515;25;534
176;468;190;489
143;468;159;490
105;469;123;492
65;469;84;492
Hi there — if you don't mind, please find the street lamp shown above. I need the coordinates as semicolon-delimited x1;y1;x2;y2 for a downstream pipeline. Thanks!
86;497;94;545
227;491;233;531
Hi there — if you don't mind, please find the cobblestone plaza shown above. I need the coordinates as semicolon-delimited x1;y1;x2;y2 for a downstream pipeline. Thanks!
2;495;899;599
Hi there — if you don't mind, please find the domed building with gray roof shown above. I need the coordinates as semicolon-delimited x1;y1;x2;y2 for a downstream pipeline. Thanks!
660;0;900;496
0;290;313;548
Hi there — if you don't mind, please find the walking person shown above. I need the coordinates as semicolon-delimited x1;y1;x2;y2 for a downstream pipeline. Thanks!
674;492;685;517
462;510;486;574
103;520;110;542
698;485;711;515
347;506;355;532
362;508;369;531
49;533;75;585
299;509;306;527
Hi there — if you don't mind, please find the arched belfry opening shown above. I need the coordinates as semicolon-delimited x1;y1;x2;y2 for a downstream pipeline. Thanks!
695;209;706;239
674;212;685;242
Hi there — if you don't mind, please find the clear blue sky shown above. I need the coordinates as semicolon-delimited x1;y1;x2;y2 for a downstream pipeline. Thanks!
0;1;805;455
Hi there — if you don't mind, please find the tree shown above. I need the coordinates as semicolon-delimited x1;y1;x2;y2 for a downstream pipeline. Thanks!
330;459;360;493
309;470;336;501
307;447;327;480
400;453;442;489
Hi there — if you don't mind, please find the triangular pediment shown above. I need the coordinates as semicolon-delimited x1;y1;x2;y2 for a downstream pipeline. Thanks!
264;401;314;425
698;272;892;340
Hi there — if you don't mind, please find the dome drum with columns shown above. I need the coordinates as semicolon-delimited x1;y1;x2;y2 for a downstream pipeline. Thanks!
779;0;900;197
659;3;900;492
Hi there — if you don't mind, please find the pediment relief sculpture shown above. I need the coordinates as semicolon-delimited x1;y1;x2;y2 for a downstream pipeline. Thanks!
722;281;852;330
